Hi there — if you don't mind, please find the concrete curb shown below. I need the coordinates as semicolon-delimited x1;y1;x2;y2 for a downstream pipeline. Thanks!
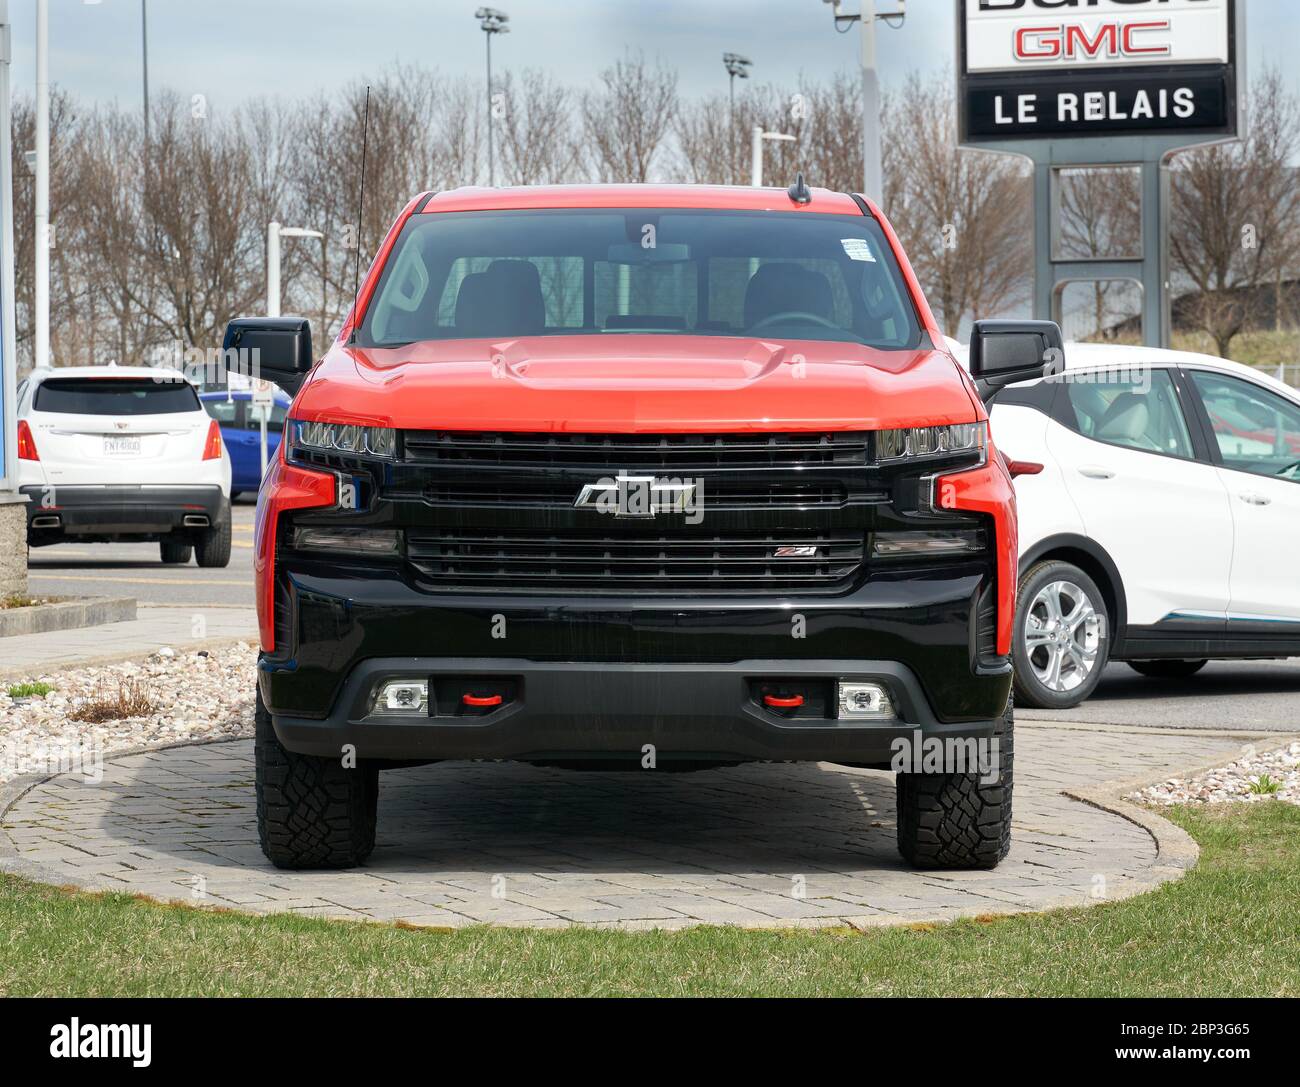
3;727;1292;933
1060;732;1300;892
0;596;136;639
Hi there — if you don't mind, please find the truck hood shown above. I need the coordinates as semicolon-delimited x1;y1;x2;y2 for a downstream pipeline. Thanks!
294;334;981;432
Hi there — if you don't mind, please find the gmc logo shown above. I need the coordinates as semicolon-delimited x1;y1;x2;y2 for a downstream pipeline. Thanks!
1014;20;1172;61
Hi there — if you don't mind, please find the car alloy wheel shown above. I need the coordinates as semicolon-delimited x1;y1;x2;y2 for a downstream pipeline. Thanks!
1023;579;1104;694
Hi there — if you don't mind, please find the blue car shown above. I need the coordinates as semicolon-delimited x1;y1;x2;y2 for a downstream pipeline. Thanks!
199;390;291;498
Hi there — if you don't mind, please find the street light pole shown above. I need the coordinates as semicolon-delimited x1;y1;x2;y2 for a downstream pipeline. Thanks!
722;53;751;186
263;222;322;474
822;0;905;204
34;0;48;372
266;222;325;319
1;0;19;490
141;0;149;144
475;8;510;187
860;6;881;204
0;0;27;596
751;125;796;188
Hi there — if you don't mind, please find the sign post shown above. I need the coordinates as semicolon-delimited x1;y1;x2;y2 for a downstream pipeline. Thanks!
957;0;1244;348
252;379;274;477
0;0;27;596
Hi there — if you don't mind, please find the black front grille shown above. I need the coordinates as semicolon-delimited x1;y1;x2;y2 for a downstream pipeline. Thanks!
389;429;879;596
407;531;865;594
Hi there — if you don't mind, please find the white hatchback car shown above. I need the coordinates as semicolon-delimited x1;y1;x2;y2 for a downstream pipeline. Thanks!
16;365;233;567
980;343;1300;709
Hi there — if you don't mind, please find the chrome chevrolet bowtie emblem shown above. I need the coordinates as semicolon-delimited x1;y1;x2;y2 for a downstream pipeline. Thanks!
574;474;698;518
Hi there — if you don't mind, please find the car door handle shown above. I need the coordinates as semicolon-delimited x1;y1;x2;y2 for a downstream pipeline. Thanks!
1239;492;1272;506
1078;465;1115;480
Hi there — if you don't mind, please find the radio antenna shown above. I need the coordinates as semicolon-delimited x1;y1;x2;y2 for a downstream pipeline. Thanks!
350;85;372;342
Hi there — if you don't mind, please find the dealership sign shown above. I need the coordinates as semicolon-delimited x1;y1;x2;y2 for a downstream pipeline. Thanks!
959;0;1239;142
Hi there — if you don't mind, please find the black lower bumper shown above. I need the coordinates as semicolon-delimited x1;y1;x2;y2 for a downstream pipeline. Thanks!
262;559;1010;765
22;484;226;543
264;656;1002;765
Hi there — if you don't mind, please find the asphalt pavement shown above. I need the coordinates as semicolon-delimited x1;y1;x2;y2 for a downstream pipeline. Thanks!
25;496;257;608
1019;658;1300;732
20;496;1300;731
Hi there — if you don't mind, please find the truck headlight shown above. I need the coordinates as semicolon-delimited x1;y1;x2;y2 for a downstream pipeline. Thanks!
294;420;396;459
876;422;986;464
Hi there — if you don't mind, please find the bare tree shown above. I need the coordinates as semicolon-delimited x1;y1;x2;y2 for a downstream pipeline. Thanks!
672;93;733;185
1169;69;1300;357
882;72;1031;336
795;74;863;194
582;52;678;183
496;69;581;186
286;70;446;343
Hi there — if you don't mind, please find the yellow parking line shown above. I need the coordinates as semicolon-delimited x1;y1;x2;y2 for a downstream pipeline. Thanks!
28;573;248;587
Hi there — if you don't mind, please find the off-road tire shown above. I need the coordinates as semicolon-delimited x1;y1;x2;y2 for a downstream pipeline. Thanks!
896;697;1013;870
194;503;232;568
1128;659;1208;679
159;538;192;564
255;690;378;870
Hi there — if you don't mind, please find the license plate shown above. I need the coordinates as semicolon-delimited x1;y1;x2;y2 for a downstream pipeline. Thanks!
103;436;141;456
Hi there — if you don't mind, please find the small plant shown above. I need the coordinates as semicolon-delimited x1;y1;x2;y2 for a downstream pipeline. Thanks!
1;594;42;610
70;679;156;724
7;681;54;699
1248;774;1282;796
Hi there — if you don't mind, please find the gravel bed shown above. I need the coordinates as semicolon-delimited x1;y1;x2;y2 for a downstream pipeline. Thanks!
1;644;257;784
1128;741;1300;808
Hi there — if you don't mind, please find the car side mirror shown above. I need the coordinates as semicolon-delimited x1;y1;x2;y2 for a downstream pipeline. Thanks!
222;317;314;395
968;320;1064;404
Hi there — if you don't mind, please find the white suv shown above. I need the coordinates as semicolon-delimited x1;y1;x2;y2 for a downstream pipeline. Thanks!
16;365;233;567
982;343;1300;709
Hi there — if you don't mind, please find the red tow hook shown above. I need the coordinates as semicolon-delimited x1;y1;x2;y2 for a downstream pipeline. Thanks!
763;694;804;709
1007;459;1045;479
463;693;504;708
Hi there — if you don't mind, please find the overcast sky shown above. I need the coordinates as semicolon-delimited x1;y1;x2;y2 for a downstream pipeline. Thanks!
5;0;1297;116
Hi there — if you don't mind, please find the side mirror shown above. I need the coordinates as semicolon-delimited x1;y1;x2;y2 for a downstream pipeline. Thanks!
222;317;314;395
968;320;1064;404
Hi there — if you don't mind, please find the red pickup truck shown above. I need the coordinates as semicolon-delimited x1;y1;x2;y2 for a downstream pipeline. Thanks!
225;182;1060;872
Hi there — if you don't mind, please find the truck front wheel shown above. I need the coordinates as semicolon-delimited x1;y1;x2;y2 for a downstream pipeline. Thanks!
895;699;1013;870
255;690;378;870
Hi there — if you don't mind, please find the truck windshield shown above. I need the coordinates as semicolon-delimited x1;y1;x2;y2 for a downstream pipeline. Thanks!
359;208;922;350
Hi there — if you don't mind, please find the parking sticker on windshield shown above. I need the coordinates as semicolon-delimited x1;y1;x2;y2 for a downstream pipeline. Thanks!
841;238;876;262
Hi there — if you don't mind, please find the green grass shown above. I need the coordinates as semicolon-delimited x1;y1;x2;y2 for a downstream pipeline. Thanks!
1171;328;1300;370
0;804;1296;997
6;681;53;699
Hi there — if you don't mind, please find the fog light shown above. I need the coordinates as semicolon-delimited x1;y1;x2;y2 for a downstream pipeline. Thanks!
838;682;893;720
373;680;428;716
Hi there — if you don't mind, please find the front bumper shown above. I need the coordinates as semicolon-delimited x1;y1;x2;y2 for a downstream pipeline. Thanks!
266;656;1003;765
22;484;226;542
261;562;1011;764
